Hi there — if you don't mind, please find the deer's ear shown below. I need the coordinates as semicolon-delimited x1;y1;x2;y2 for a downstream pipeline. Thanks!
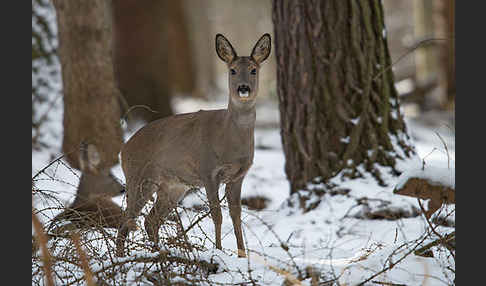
215;34;237;63
251;33;271;64
79;143;101;174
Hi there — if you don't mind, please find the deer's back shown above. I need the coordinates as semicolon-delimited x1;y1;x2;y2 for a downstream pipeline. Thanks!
121;110;225;187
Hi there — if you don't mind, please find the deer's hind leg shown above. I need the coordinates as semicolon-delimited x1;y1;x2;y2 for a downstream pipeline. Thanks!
144;181;188;246
116;179;159;256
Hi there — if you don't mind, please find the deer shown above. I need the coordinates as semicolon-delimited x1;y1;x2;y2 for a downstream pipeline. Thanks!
48;144;126;235
115;33;271;257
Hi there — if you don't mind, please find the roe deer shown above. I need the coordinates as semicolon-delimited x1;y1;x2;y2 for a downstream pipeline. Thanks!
115;33;271;257
48;144;126;235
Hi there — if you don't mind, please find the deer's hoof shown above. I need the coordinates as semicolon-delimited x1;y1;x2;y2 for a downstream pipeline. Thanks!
115;247;125;257
237;249;246;258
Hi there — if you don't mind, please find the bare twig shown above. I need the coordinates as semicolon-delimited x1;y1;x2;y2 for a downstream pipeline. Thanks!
357;234;429;285
414;231;455;257
372;38;449;82
416;198;455;260
32;153;67;181
421;147;438;170
71;232;96;286
243;211;304;279
64;251;218;286
434;131;451;169
121;104;159;123
371;281;406;286
183;193;226;236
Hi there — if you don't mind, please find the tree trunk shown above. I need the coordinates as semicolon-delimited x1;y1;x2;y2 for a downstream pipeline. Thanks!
166;0;196;96
53;0;123;170
434;0;455;109
272;0;415;194
111;0;173;124
182;0;217;99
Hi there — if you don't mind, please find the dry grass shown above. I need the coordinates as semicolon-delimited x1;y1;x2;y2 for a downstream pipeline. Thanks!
33;192;220;285
32;158;454;285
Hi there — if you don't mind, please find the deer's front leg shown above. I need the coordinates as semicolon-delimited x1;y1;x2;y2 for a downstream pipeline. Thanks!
204;179;222;250
226;178;245;257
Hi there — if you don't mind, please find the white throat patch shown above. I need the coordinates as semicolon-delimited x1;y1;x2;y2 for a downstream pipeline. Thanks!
239;91;249;98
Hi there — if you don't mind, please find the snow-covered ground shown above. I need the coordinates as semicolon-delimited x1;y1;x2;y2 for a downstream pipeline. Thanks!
32;1;455;283
32;92;455;285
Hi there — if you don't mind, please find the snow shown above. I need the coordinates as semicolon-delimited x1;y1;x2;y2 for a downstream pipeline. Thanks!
32;65;455;285
395;78;414;95
396;165;455;191
340;136;350;144
32;2;454;284
350;116;360;125
32;96;455;285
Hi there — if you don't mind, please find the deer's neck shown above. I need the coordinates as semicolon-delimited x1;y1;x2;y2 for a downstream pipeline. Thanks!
226;98;256;129
218;99;255;163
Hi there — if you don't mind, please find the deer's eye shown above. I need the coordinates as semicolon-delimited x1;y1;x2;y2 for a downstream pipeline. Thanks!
250;69;257;75
230;69;237;75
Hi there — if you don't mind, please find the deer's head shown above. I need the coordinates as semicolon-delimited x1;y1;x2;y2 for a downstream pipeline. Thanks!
77;143;125;199
216;33;271;108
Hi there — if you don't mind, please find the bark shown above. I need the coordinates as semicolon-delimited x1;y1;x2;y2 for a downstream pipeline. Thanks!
182;0;217;99
413;0;436;86
166;0;196;95
111;0;173;124
272;0;415;194
53;0;123;170
435;0;455;108
111;0;198;124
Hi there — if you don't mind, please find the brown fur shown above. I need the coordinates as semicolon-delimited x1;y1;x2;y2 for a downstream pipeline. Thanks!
116;34;271;257
48;145;126;235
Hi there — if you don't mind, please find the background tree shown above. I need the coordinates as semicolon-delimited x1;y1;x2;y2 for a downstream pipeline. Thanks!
272;0;416;195
111;0;197;126
182;0;218;99
52;0;123;170
435;0;455;109
166;0;196;96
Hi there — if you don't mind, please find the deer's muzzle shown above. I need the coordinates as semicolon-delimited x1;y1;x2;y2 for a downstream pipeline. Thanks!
237;85;251;98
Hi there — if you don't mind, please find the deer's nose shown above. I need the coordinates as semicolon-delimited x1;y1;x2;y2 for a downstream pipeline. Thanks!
237;85;251;93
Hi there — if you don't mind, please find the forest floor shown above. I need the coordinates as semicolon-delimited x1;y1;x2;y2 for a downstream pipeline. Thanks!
32;95;455;285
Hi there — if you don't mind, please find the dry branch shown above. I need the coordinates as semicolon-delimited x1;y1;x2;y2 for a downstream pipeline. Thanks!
71;233;96;286
357;235;429;285
414;231;455;257
32;209;55;286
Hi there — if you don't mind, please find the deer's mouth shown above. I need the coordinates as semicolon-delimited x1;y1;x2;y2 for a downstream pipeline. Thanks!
237;85;251;99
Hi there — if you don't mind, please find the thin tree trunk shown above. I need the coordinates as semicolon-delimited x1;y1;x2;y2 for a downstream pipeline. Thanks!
435;0;455;109
53;0;123;170
272;0;415;194
414;0;436;87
